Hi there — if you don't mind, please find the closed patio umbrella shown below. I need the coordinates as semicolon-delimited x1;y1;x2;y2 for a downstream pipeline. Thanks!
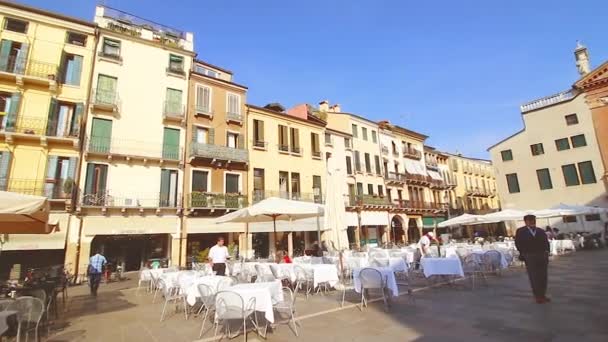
323;155;349;251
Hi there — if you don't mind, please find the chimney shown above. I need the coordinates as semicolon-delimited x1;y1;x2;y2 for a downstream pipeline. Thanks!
575;41;590;76
318;100;329;112
330;104;341;113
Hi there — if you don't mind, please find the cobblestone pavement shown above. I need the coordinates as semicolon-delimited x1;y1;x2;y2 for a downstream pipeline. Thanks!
47;249;608;342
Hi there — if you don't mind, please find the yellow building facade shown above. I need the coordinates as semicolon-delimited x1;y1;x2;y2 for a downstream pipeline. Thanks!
0;1;95;271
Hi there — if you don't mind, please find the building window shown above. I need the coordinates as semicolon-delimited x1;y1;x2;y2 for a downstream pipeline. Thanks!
310;132;321;158
253;168;265;201
565;113;578;125
374;155;381;175
562;216;577;223
290;127;300;154
500;149;513;161
313;175;322;203
371;130;377;143
253;119;265;148
291;172;301;197
192;170;209;192
536;168;553;190
351;124;358;138
194;65;219;78
530;143;544;156
377;185;384;197
225;173;240;193
555;138;570;151
61;54;83;86
354;151;361;172
361;127;368;141
227;93;241;116
561;164;580;186
324;132;332;145
364;153;371;173
356;182;363;195
195;85;211;114
278;125;289;152
571;134;587;148
345;156;353;175
344;137;352;149
367;184;374;195
506;173;520;193
578;161;596;184
66;32;87;46
195;127;209;144
226;132;238;148
4;18;28;33
100;38;121;59
585;214;600;221
168;54;184;74
279;171;289;197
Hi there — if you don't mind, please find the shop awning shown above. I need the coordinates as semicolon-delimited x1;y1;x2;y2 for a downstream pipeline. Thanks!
345;212;358;226
404;159;427;176
187;218;245;234
360;211;389;226
422;216;446;227
82;216;180;236
427;170;443;181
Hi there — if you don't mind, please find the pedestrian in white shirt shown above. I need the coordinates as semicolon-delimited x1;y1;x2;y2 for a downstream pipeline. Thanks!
418;232;436;257
208;236;230;276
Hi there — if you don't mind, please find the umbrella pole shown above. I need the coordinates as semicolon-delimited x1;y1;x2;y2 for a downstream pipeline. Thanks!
273;217;278;259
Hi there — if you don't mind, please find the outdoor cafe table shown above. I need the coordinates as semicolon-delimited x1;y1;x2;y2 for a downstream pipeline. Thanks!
223;280;283;323
420;257;464;278
352;267;399;297
551;239;575;255
140;268;169;281
185;275;231;306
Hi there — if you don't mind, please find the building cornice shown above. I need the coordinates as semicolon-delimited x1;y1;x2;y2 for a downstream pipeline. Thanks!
246;104;326;128
0;0;95;28
190;71;248;90
98;27;197;57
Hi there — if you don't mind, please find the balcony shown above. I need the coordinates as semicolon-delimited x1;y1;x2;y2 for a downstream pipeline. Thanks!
429;179;452;189
347;194;392;208
404;172;431;185
290;146;303;156
278;144;290;154
86;136;183;164
253;190;323;204
252;140;268;151
402;147;422;160
80;189;182;209
166;66;186;77
465;187;495;197
188;192;248;209
91;88;121;113
386;171;407;185
194;105;214;118
0;55;59;89
163;101;185;123
1;116;80;146
381;145;389;155
520;89;577;113
189;142;248;164
393;200;447;212
97;51;123;63
226;112;243;125
425;160;438;170
0;178;73;200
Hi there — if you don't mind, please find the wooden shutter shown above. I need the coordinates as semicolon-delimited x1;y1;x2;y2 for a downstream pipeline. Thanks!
71;55;83;86
160;169;170;207
70;103;84;137
6;92;20;131
0;151;12;190
44;156;58;197
84;163;95;195
208;127;215;145
237;133;244;149
0;40;11;71
15;42;28;74
46;98;58;136
68;157;78;180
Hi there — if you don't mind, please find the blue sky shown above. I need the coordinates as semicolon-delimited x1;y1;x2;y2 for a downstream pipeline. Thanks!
21;0;608;158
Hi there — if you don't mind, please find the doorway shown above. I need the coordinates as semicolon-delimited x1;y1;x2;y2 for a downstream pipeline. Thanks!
391;216;405;244
407;218;420;243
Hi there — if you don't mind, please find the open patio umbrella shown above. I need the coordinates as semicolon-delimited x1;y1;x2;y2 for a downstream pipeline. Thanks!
215;197;325;253
437;213;485;227
0;191;56;234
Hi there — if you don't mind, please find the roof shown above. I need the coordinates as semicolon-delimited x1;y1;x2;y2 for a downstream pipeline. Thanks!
0;0;95;28
325;127;352;137
574;59;608;90
379;121;428;141
194;59;234;75
190;70;248;90
486;129;525;152
441;151;492;163
246;104;326;128
329;111;380;127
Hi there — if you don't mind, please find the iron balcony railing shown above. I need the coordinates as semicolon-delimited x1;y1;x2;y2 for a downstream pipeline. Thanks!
226;112;243;122
290;146;303;155
91;88;121;110
97;50;123;62
393;200;447;210
252;190;323;204
80;189;182;208
0;116;79;138
252;140;268;150
194;105;213;117
86;136;182;161
164;101;184;119
188;192;248;209
402;147;422;160
189;142;248;163
0;178;73;199
425;160;438;169
166;66;186;76
381;145;389;155
404;172;431;184
386;172;407;183
429;179;450;189
346;194;392;207
465;187;496;197
103;6;187;39
278;144;290;153
0;55;59;80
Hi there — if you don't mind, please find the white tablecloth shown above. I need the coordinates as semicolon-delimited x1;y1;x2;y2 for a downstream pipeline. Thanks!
352;267;399;297
185;275;231;305
140;268;168;281
421;258;464;278
551;240;576;255
223;280;283;323
305;264;339;287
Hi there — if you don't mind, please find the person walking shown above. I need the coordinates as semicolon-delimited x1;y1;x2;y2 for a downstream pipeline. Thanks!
208;236;229;276
88;249;107;297
515;214;550;304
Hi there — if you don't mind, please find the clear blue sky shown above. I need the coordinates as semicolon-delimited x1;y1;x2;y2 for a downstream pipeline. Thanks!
20;0;608;158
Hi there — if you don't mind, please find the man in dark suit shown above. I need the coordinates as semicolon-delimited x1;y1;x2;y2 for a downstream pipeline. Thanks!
515;214;550;304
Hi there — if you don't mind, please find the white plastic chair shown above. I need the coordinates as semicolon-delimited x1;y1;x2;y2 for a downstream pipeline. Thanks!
214;291;259;342
359;268;389;311
273;287;299;336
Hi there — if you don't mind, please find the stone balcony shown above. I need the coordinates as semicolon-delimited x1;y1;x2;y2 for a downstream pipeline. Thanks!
189;142;248;164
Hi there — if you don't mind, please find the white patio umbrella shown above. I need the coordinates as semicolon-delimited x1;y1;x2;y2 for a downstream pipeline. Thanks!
0;191;56;234
472;209;535;224
215;197;325;251
437;213;485;228
323;156;349;251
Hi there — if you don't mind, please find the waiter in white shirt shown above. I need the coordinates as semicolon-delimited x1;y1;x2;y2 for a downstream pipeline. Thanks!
418;232;436;257
208;236;230;276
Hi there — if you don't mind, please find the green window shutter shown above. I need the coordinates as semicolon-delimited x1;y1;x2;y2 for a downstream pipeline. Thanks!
237;133;244;149
208;127;215;145
96;75;117;105
0;40;11;71
44;156;58;197
0;151;12;190
162;128;180;160
90;118;112;153
84;163;95;195
70;103;84;137
159;169;170;206
71;55;83;86
578;161;596;184
45;98;58;136
6;92;21;131
15;42;28;74
561;164;580;186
